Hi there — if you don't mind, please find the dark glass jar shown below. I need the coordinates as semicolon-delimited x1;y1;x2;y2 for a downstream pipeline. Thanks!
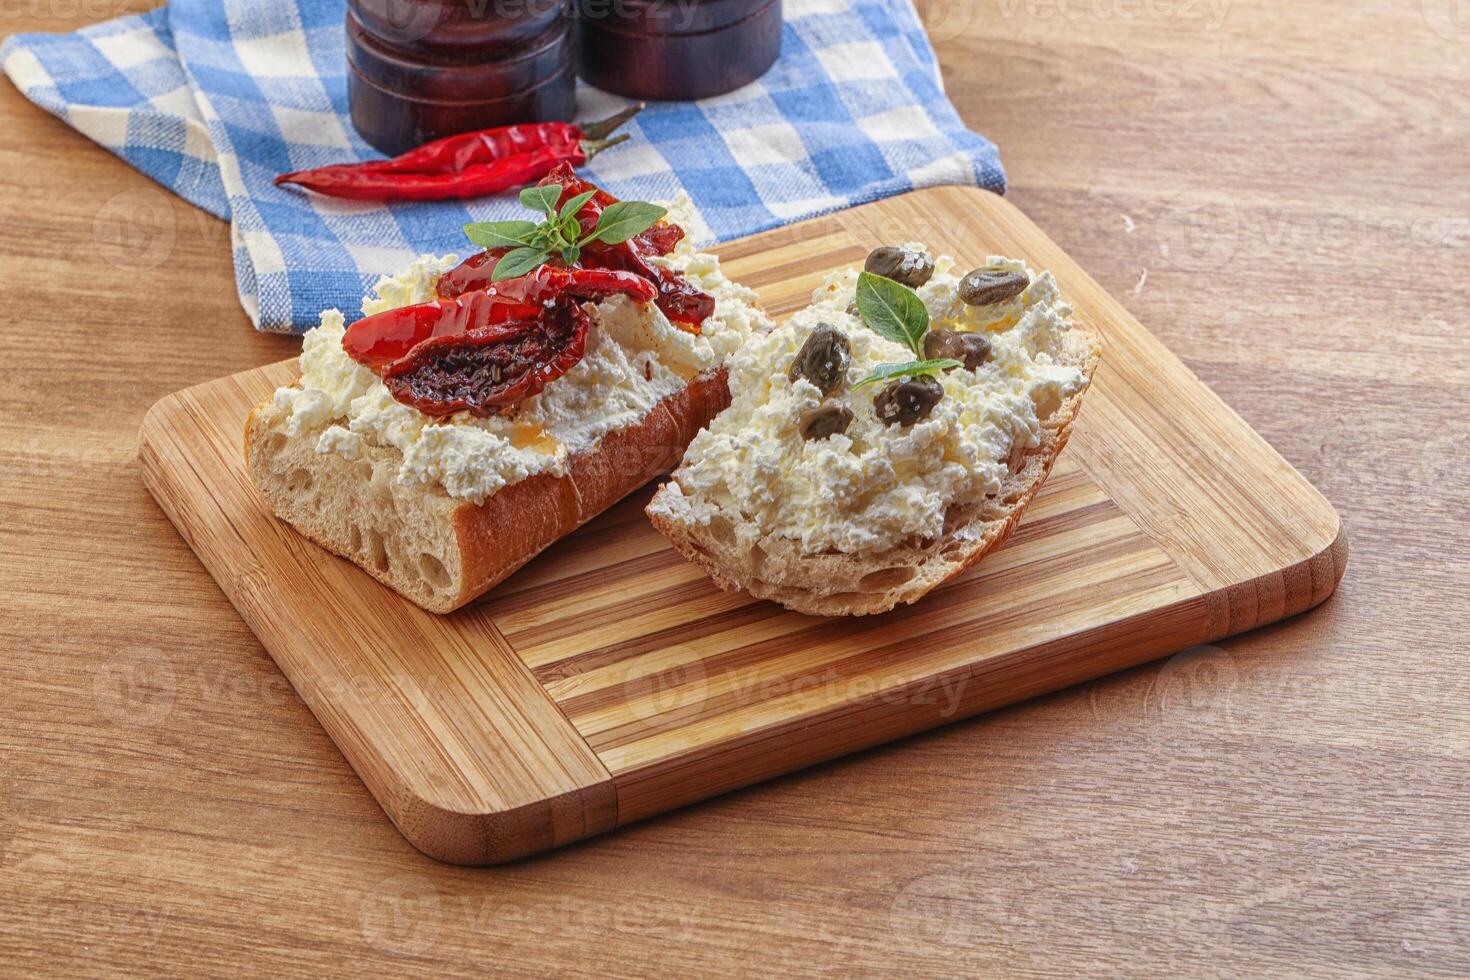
577;0;782;101
347;0;578;156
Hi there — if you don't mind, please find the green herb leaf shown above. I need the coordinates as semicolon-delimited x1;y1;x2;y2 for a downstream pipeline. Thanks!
585;201;667;246
856;272;929;357
491;246;551;281
558;189;599;220
462;182;667;281
851;358;961;389
519;184;563;215
463;220;540;249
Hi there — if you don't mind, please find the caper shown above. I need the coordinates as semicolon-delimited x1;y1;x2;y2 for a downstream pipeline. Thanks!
874;375;944;427
864;246;935;289
958;267;1029;307
786;323;850;396
923;327;993;371
799;404;854;441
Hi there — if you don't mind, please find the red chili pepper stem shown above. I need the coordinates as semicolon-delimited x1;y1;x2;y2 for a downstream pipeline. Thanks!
579;102;647;142
582;134;630;161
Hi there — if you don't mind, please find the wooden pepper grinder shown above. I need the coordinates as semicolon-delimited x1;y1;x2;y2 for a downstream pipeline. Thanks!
347;0;578;156
576;0;783;101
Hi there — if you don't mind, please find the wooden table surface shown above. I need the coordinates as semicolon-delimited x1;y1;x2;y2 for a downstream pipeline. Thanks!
2;1;1466;975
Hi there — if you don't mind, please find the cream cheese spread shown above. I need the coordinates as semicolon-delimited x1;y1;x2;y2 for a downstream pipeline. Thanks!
271;195;771;505
649;249;1087;556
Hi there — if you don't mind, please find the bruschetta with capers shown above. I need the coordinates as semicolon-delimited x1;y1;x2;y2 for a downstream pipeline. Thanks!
647;244;1100;616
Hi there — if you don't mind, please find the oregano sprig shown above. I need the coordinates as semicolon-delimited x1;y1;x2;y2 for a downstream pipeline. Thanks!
852;271;952;386
463;184;667;281
852;358;962;389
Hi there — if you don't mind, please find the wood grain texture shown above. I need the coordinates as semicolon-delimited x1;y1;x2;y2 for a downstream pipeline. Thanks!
138;365;617;865
3;0;1467;974
137;186;1341;857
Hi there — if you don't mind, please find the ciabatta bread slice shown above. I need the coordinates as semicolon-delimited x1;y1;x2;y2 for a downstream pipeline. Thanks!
648;332;1096;616
245;194;769;614
647;250;1100;618
247;369;729;613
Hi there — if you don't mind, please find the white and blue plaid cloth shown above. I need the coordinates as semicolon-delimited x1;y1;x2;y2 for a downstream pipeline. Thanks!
2;1;1005;333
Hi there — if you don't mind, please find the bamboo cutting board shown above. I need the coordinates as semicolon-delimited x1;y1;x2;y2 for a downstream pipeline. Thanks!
138;187;1345;865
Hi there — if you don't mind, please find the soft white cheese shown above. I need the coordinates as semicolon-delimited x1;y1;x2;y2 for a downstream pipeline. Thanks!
653;249;1087;556
271;194;771;505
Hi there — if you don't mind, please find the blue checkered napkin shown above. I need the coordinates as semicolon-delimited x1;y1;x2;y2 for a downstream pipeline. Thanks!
0;9;228;219
3;0;1005;334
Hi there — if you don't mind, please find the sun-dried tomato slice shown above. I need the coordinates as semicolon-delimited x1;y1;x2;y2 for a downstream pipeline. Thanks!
579;241;715;331
349;267;652;374
435;248;509;300
435;164;714;330
381;298;591;417
487;265;658;307
344;291;541;371
537;165;712;331
635;220;685;256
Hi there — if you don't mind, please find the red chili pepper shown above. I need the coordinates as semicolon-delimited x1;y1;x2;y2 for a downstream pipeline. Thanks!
383;297;592;417
356;123;582;175
344;267;656;372
275;104;644;202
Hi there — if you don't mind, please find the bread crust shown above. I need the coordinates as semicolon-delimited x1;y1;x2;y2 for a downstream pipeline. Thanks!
647;323;1102;617
448;370;730;605
246;369;729;614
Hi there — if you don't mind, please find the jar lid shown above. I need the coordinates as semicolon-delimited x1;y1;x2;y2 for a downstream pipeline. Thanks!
578;0;781;100
350;57;577;154
348;7;573;102
578;0;776;38
350;0;567;56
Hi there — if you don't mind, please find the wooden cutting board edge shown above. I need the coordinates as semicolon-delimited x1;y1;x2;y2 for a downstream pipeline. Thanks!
137;187;1346;865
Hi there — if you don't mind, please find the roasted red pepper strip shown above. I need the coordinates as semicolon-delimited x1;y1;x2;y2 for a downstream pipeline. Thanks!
383;298;591;417
274;105;643;202
344;267;656;372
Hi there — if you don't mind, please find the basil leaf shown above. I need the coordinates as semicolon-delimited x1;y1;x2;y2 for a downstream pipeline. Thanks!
586;201;667;245
558;189;599;220
856;272;929;357
491;246;550;281
463;220;540;249
851;358;962;389
561;245;581;266
519;184;563;215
